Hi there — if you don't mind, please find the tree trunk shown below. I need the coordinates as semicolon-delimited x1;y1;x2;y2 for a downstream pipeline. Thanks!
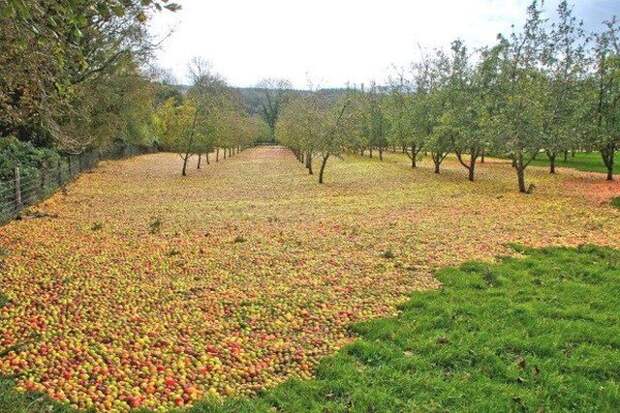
467;152;477;181
369;147;373;158
206;153;210;165
318;155;329;184
432;152;444;174
224;149;227;160
408;146;418;168
306;152;313;175
216;148;219;162
563;150;568;162
379;149;383;161
480;150;485;163
197;154;202;169
516;165;526;193
601;144;615;181
182;155;189;176
548;153;556;174
456;150;478;181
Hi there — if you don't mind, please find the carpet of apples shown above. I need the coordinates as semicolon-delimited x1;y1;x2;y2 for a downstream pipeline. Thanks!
0;147;618;412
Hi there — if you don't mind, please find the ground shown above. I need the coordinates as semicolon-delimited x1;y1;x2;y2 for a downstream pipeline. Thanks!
0;147;619;412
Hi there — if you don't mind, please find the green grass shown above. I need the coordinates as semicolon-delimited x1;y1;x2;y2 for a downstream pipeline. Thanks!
612;197;620;210
0;379;79;413
2;246;619;412
191;245;620;413
528;151;618;174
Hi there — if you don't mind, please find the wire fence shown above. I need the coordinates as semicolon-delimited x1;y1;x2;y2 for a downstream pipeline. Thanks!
0;144;157;225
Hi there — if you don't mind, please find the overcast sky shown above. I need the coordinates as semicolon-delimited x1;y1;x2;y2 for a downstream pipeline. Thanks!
148;0;617;89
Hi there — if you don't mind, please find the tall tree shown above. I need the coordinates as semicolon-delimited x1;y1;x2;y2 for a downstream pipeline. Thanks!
0;0;178;147
437;39;486;181
495;1;547;193
420;49;452;174
386;77;426;168
540;0;588;174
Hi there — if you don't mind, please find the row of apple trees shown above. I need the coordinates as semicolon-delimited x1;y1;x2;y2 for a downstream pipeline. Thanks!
277;1;618;192
155;59;269;176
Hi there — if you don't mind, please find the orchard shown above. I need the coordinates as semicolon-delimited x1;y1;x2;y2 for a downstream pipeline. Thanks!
1;0;619;412
1;147;619;411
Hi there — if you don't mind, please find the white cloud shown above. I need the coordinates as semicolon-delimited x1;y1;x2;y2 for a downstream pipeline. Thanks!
148;0;614;88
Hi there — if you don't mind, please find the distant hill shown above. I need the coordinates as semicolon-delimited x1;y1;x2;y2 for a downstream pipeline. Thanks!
232;87;350;115
171;85;350;115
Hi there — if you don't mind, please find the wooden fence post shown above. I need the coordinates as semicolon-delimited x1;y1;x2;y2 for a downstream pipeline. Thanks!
40;162;48;196
15;166;22;210
57;159;63;186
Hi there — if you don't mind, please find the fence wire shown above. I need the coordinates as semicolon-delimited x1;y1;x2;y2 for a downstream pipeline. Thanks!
0;145;156;225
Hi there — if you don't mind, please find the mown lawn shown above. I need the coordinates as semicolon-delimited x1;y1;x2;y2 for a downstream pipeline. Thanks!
528;151;618;175
193;245;620;413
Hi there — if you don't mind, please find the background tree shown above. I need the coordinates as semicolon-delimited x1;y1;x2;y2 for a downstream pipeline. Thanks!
315;96;355;184
419;49;451;174
540;0;588;174
367;84;389;160
276;95;322;175
277;93;354;184
0;0;179;149
155;98;199;176
386;81;426;168
186;58;231;168
443;40;486;181
494;1;547;193
587;18;619;181
256;78;292;142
